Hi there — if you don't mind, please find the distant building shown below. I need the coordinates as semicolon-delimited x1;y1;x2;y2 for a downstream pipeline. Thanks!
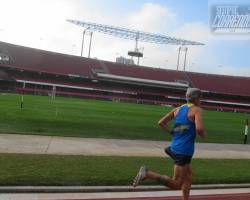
116;56;134;65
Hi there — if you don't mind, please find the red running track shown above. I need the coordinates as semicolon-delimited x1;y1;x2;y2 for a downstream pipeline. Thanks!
64;193;250;200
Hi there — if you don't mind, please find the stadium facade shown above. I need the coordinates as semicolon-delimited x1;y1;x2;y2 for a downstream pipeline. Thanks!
0;41;249;113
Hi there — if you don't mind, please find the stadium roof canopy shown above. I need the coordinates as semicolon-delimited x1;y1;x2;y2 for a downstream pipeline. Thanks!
67;19;204;46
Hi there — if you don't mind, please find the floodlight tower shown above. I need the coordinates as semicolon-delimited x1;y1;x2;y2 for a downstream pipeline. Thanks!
128;32;144;65
80;28;93;58
67;19;204;67
177;45;188;71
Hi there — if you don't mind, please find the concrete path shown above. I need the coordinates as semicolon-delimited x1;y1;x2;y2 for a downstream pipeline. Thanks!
0;134;250;159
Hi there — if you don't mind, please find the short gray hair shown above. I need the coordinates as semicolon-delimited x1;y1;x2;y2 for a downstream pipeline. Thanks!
186;88;202;102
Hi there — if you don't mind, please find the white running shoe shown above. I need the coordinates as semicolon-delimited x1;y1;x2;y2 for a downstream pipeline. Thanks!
132;166;147;187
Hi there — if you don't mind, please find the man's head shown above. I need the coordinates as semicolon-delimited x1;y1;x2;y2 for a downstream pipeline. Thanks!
186;88;202;105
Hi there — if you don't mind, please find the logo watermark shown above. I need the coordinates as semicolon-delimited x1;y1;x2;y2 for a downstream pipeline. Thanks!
210;2;250;35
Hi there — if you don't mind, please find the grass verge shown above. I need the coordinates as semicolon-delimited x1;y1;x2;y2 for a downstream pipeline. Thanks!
0;154;250;186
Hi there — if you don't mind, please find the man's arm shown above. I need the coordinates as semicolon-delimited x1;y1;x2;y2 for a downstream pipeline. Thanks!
194;108;206;138
158;108;177;134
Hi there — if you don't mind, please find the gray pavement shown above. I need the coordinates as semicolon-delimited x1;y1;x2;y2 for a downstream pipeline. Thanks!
0;133;250;159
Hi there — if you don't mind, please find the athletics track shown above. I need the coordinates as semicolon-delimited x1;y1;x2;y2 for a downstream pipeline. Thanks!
77;193;250;200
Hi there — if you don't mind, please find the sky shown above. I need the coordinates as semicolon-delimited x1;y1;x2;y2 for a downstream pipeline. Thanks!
0;0;249;76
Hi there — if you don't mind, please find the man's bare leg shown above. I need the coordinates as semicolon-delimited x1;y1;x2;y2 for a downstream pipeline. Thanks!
181;165;192;200
145;165;184;190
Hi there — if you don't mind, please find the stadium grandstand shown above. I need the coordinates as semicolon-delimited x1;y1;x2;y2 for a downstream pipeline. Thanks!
0;40;250;113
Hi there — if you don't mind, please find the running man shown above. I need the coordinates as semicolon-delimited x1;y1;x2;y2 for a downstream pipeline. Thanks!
132;88;206;200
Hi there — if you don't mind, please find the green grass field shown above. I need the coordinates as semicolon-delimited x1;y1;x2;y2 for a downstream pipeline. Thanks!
0;154;250;186
0;93;248;144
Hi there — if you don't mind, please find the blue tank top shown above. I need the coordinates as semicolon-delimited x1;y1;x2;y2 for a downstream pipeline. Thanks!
170;104;196;156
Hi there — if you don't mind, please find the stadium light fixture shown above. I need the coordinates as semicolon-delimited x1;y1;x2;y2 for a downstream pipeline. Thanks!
67;19;204;46
67;19;205;66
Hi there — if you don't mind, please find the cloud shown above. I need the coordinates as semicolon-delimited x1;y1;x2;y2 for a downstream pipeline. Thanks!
169;22;210;70
0;0;74;48
173;22;209;44
126;3;177;32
